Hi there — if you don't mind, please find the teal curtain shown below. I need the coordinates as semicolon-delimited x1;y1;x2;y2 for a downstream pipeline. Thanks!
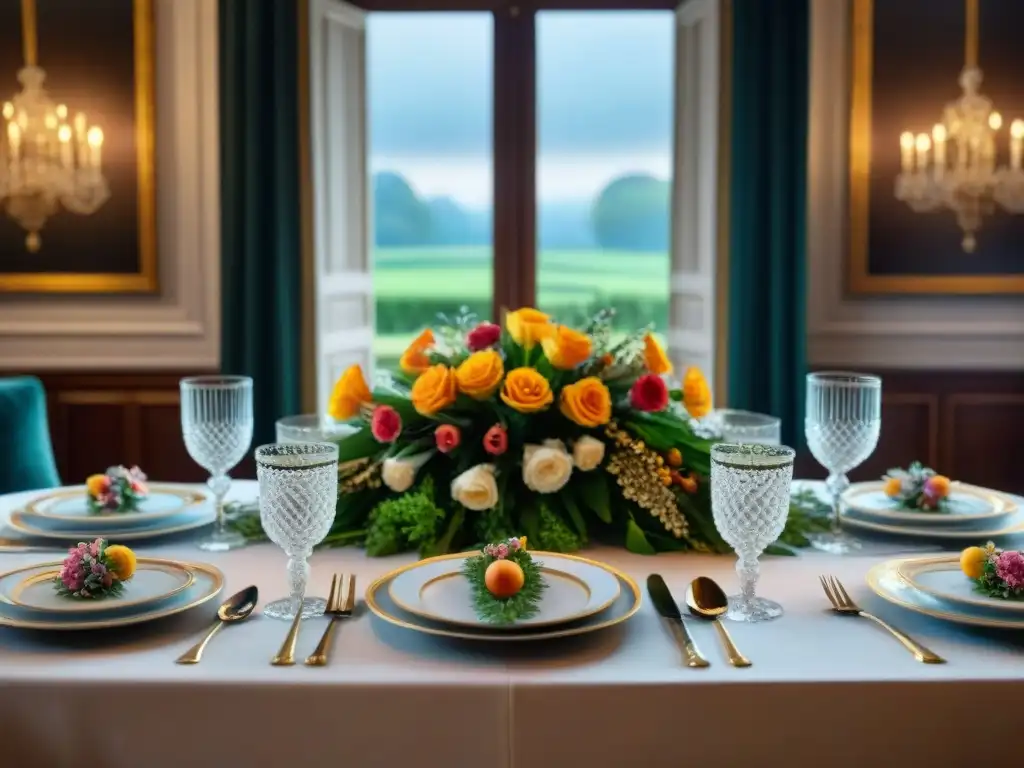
219;0;303;448
726;0;809;449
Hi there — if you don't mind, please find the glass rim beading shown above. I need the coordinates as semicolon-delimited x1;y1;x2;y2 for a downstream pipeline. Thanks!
711;442;795;470
255;442;339;469
806;371;881;388
181;375;253;389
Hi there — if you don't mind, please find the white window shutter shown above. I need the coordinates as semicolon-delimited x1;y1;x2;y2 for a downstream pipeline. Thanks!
669;0;721;388
308;0;373;415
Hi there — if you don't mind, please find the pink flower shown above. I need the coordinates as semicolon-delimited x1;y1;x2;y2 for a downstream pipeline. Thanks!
483;424;508;456
467;322;502;352
996;551;1024;589
495;543;509;559
630;374;669;412
88;539;101;557
508;537;521;551
370;405;402;443
434;424;461;453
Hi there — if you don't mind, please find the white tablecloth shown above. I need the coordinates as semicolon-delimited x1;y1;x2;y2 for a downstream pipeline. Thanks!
1;481;1023;768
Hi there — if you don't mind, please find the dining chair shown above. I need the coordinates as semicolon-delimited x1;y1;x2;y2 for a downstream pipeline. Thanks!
0;375;61;494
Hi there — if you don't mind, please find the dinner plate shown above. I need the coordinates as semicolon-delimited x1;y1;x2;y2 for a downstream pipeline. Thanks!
0;558;195;615
842;481;1009;526
388;551;621;629
0;560;224;630
896;554;1024;615
24;486;206;526
6;508;216;542
367;552;641;641
867;558;1024;630
840;506;1024;540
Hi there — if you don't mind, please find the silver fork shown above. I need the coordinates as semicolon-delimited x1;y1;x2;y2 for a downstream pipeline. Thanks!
820;575;945;664
304;573;357;666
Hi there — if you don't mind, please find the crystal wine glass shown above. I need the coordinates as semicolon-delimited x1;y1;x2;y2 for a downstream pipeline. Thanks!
256;442;339;620
180;376;254;552
805;372;882;555
711;443;795;622
709;409;781;446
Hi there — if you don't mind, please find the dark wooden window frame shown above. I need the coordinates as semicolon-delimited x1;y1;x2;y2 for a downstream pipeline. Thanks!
354;0;679;317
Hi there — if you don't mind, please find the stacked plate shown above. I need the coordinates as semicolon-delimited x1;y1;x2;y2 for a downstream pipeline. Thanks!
840;481;1022;542
7;484;216;542
869;554;1024;630
366;551;641;641
0;557;224;630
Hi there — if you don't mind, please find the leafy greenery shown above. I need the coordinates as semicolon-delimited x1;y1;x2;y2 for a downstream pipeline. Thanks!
461;547;547;625
364;477;446;557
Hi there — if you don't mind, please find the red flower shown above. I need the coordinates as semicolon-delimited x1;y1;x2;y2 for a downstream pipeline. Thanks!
630;374;669;412
483;424;508;456
370;405;402;443
467;322;502;352
434;424;461;453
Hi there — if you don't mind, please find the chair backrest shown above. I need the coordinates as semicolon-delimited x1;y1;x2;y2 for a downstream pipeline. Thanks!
0;375;61;494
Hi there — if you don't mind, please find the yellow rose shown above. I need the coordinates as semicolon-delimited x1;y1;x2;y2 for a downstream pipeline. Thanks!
559;376;612;428
327;364;372;421
410;364;458;416
541;325;592;370
960;546;987;579
883;477;903;498
505;308;554;349
682;367;712;419
103;544;137;581
455;350;505;400
643;334;673;376
500;367;554;413
86;474;108;497
399;328;435;376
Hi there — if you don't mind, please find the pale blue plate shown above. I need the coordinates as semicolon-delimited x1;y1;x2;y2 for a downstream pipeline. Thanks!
842;481;1010;526
24;486;206;529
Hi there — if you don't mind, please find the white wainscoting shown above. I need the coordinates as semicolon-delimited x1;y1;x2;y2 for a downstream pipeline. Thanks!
0;0;220;370
806;0;1024;370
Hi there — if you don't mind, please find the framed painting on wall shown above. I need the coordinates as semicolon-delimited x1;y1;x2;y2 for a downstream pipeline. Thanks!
849;0;1024;294
0;0;156;294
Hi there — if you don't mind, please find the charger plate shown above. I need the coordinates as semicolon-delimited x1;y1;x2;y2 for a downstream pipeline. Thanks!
896;554;1024;615
866;558;1024;630
24;486;206;526
842;481;1009;526
6;508;216;542
841;507;1024;540
388;551;621;629
367;552;640;642
0;561;224;630
0;559;195;615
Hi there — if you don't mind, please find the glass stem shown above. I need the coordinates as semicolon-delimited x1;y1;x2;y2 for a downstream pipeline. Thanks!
825;473;849;536
208;474;231;536
736;556;758;608
287;552;310;615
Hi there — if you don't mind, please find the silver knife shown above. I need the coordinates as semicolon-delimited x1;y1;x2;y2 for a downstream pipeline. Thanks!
647;574;710;668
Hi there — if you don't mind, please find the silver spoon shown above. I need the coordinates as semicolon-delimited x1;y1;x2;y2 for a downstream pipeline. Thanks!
685;577;752;668
176;585;258;664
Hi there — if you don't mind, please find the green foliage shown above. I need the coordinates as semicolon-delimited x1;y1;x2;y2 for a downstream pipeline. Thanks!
462;547;547;625
533;500;583;553
364;477;446;557
972;557;1024;600
591;174;670;252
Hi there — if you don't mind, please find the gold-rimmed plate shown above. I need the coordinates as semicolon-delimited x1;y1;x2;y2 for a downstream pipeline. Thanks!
23;485;207;527
6;508;216;542
388;551;621;629
0;560;224;630
897;554;1024;615
842;481;1010;526
841;505;1024;540
0;559;195;615
368;552;640;641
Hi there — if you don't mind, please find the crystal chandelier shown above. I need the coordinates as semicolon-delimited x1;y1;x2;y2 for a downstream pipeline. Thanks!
0;0;109;253
894;0;1024;253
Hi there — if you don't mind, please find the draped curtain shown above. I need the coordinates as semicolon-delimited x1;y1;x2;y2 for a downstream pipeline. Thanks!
725;0;810;448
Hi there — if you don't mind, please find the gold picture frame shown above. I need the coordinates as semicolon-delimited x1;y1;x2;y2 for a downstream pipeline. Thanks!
0;0;157;294
848;0;1024;295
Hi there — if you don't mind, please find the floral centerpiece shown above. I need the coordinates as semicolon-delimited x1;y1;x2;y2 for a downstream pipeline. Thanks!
883;462;951;511
53;538;137;599
267;307;821;558
86;465;149;514
961;542;1024;600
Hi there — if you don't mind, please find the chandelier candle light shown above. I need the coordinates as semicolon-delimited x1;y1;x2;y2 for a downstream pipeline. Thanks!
894;0;1024;252
0;0;108;253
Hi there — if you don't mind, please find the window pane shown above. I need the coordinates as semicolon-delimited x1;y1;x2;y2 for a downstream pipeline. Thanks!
367;13;493;368
536;12;674;338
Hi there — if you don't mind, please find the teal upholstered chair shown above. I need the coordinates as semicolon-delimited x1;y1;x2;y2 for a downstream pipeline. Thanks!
0;376;61;494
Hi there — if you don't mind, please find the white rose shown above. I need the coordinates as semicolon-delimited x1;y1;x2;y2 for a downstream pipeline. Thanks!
572;435;605;471
522;442;573;494
451;464;499;511
381;451;432;493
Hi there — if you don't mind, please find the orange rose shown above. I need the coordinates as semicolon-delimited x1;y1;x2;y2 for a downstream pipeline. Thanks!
643;334;673;376
883;477;902;498
103;544;137;581
682;367;712;419
328;364;372;421
505;308;554;349
455;350;505;400
400;328;435;376
541;325;592;370
86;474;108;498
500;367;554;413
559;376;612;428
410;364;458;415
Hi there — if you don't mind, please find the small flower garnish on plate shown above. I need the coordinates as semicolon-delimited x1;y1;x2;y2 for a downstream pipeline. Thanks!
882;462;951;511
86;465;149;514
53;538;137;599
961;542;1024;600
462;536;547;624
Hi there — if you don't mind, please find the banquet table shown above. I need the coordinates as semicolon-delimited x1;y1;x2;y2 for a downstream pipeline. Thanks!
2;481;1024;768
